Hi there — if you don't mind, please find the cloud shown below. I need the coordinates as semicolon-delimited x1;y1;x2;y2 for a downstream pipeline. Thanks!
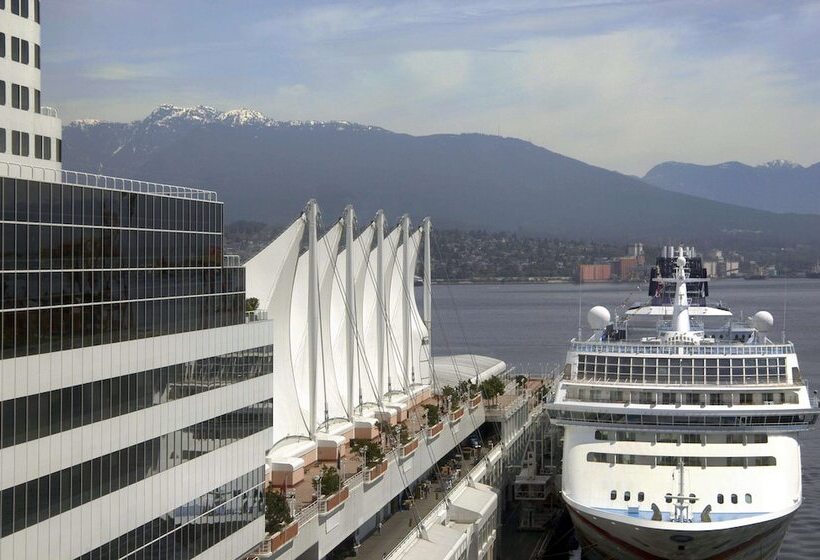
83;63;171;82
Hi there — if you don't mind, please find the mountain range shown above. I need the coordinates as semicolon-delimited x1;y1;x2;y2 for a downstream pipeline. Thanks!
644;160;820;214
62;105;820;246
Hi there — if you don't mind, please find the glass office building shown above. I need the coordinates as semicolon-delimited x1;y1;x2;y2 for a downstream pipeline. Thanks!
0;176;274;560
0;4;274;559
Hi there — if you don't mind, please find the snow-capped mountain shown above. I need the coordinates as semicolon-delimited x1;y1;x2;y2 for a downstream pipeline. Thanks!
61;105;820;245
644;159;820;214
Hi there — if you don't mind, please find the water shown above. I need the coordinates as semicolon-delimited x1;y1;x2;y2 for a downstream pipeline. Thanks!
429;279;820;559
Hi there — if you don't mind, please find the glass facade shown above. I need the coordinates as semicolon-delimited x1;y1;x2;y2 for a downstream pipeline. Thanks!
0;178;245;358
0;177;269;557
0;399;272;537
76;468;264;560
0;345;273;448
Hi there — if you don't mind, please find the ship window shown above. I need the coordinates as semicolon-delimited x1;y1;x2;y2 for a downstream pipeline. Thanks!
661;392;676;405
0;33;4;58
20;86;29;111
689;493;696;504
21;132;28;156
739;393;753;405
657;433;678;444
0;128;5;153
684;393;699;405
11;83;19;108
717;494;724;504
665;493;672;504
610;490;617;501
745;494;752;504
34;43;39;68
11;36;19;61
637;492;645;502
616;431;636;442
20;39;28;65
0;80;4;105
681;433;701;444
731;494;738;504
708;393;722;405
624;491;631;501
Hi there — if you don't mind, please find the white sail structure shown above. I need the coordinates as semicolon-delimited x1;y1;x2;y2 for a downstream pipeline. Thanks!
241;201;507;489
291;220;345;435
330;216;376;416
244;215;310;447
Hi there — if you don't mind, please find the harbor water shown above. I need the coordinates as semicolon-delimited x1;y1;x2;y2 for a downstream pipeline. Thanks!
429;279;820;559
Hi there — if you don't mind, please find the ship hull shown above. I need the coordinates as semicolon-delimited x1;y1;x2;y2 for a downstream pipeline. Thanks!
566;501;792;560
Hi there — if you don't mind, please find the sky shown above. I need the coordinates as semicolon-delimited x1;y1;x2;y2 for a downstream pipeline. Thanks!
42;0;820;176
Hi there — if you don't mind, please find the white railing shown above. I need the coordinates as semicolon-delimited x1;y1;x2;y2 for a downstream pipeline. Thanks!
40;106;59;118
0;160;218;201
223;254;241;267
572;341;794;356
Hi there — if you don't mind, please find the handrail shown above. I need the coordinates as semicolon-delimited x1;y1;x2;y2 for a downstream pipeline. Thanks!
572;341;794;356
40;106;59;118
0;160;218;201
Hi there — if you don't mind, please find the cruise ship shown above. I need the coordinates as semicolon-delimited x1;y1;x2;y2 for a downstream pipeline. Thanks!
547;246;819;560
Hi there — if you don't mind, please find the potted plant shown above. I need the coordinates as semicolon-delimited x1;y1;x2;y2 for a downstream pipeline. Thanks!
264;487;298;552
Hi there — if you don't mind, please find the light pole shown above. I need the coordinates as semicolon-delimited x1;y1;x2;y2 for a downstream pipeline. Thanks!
314;473;323;500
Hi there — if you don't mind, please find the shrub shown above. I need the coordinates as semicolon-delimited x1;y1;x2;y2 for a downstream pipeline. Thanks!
264;488;293;534
246;297;259;312
313;465;341;496
350;439;385;468
423;404;441;427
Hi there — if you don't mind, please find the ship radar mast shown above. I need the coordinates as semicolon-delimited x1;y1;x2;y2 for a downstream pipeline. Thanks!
671;248;691;334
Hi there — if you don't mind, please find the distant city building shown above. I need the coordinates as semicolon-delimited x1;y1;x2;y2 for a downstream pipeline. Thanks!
578;263;612;283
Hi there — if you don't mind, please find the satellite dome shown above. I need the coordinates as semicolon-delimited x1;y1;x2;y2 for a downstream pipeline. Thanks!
751;311;774;333
587;306;611;330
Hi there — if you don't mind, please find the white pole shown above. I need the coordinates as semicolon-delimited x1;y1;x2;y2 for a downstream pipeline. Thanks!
401;215;412;387
344;205;356;417
423;218;432;355
375;210;386;402
307;200;319;437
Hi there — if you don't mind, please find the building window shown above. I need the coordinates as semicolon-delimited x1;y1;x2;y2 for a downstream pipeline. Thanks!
34;43;40;68
34;134;42;158
11;36;19;61
43;136;51;160
11;0;19;15
20;86;29;110
20;39;29;64
11;84;19;108
0;128;5;153
34;0;39;23
34;89;40;113
11;130;20;155
20;0;28;18
56;138;62;162
0;33;5;58
0;80;4;105
21;132;29;156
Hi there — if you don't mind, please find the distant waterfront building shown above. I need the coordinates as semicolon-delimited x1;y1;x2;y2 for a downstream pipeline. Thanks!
1;3;273;558
578;263;612;283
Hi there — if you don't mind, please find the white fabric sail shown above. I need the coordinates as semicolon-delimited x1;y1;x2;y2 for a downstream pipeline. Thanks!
408;229;431;385
360;224;403;403
385;225;410;395
291;221;344;433
330;223;376;415
244;216;310;446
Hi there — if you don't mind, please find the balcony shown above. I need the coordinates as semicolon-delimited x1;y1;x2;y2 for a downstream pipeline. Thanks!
364;460;388;484
400;438;419;459
318;486;349;515
426;421;443;440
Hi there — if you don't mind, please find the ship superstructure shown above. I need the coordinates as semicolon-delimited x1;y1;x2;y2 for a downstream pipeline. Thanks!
547;246;818;560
